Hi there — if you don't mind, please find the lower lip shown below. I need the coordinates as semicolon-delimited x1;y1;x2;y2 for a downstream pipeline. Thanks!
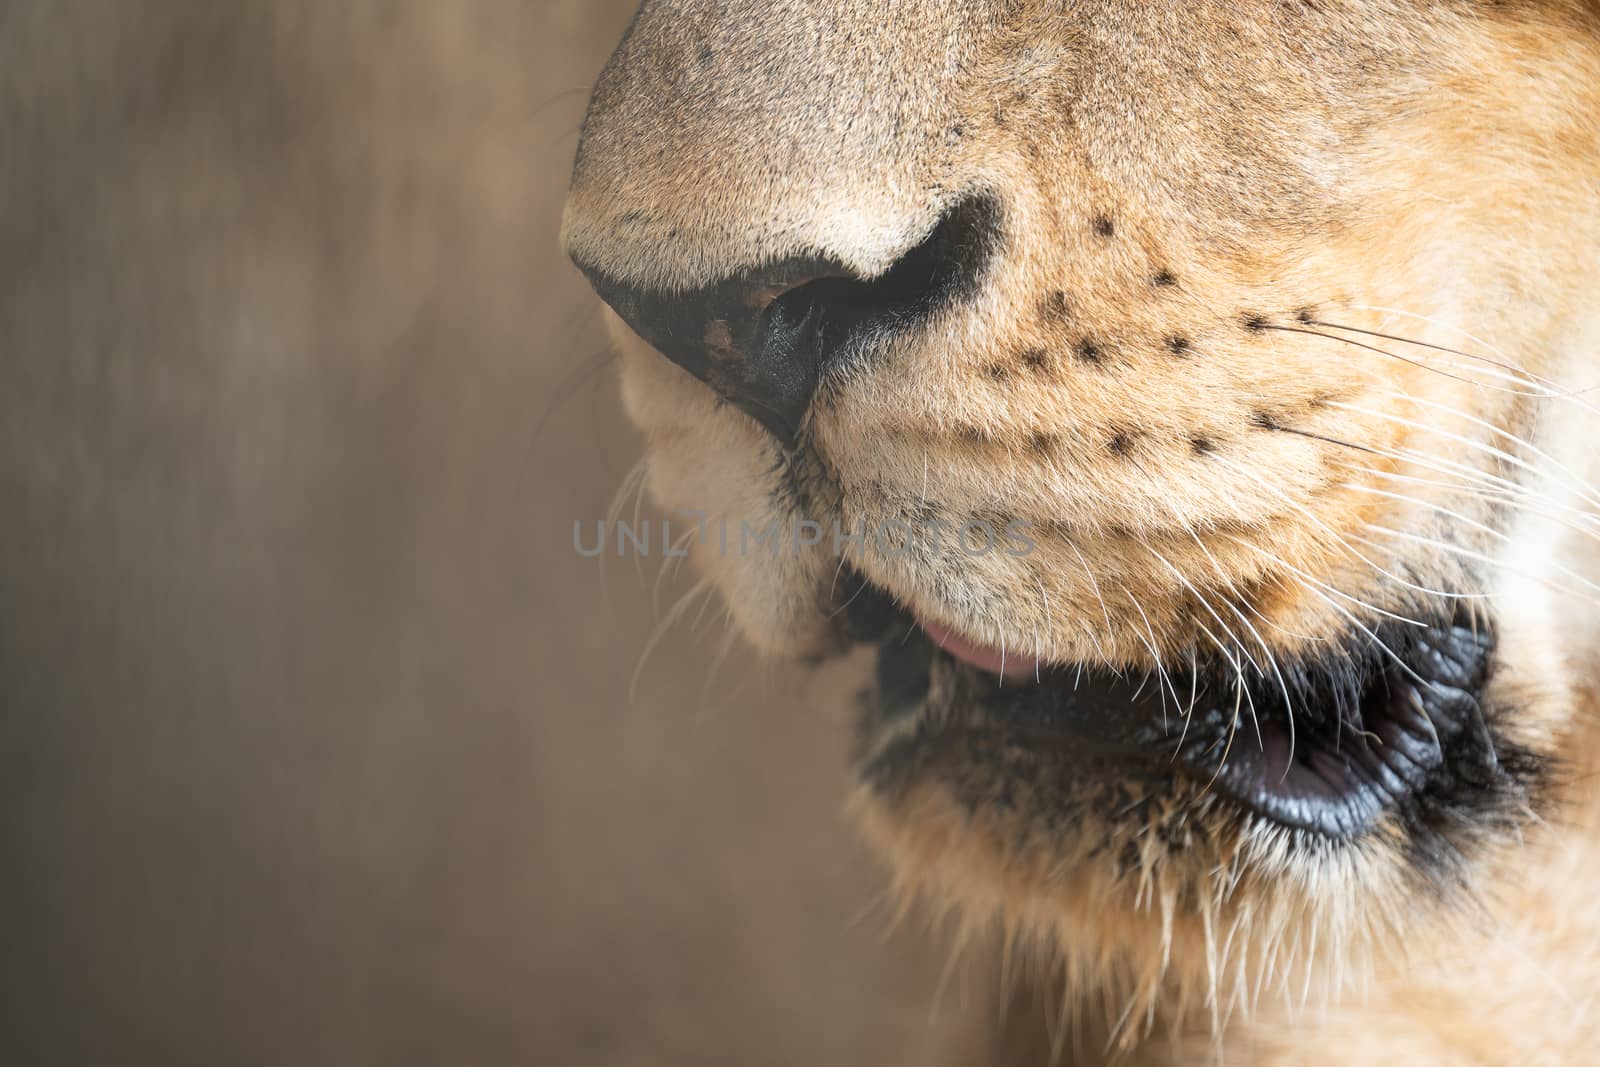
915;616;1046;683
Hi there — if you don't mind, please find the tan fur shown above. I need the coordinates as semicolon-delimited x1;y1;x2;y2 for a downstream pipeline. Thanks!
565;2;1600;1061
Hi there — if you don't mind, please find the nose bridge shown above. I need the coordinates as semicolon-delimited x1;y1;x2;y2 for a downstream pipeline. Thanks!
561;0;991;290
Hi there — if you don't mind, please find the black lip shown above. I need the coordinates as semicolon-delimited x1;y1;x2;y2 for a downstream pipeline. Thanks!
841;572;1506;841
1180;619;1498;838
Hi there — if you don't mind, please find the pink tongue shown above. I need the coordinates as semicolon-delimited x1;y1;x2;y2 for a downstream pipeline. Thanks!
917;617;1044;683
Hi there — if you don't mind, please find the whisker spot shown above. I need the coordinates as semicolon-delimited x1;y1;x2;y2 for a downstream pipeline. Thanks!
1042;291;1072;321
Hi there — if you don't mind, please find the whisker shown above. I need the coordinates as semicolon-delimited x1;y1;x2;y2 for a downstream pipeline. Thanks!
1251;417;1600;546
1335;462;1600;543
1344;304;1600;410
1222;533;1430;629
1207;452;1484;603
1309;319;1537;385
1373;390;1600;516
600;458;651;607
1273;563;1442;694
1124;585;1183;733
1066;539;1117;670
631;577;717;705
1363;524;1600;604
1158;497;1306;760
1340;479;1600;557
1143;540;1265;678
1141;541;1266;750
1261;324;1550;397
1328;401;1600;514
653;522;704;616
1341;438;1585;522
1034;574;1059;686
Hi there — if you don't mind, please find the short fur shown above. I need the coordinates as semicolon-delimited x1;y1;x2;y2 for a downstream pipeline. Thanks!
564;2;1600;1061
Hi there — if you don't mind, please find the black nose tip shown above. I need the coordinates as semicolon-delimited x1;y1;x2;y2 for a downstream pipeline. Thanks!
572;195;1000;446
578;257;844;444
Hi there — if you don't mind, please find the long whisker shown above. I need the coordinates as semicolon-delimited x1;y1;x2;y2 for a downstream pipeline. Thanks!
653;522;704;615
1330;434;1588;523
1143;540;1265;678
1124;585;1184;732
1363;524;1600;604
631;577;717;704
1066;538;1117;670
1261;324;1551;398
1308;319;1540;385
1034;574;1058;686
1340;480;1600;559
1374;394;1600;523
1153;488;1311;760
1343;304;1600;412
1207;452;1486;603
1245;419;1600;565
1141;541;1265;749
1328;400;1600;514
1268;560;1442;694
601;458;651;607
1221;533;1430;628
1179;525;1301;766
1335;462;1600;544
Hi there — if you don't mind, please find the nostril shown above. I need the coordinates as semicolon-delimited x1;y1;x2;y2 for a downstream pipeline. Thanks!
574;192;1001;445
764;193;1002;363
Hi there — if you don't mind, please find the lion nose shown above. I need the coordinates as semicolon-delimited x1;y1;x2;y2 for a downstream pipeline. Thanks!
569;195;1000;447
575;257;850;445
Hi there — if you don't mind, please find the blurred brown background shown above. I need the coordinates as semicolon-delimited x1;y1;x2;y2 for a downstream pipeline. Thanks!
0;3;958;1064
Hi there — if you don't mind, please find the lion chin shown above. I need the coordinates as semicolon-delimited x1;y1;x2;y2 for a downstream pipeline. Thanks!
563;1;1600;1062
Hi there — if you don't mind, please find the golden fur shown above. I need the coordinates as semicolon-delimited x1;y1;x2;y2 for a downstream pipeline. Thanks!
564;2;1600;1061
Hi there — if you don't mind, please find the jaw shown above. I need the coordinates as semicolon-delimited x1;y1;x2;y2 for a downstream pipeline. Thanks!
832;325;1600;1043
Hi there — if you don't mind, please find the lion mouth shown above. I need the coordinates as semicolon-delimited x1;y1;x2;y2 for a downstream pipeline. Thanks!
912;614;1047;684
840;571;1507;841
